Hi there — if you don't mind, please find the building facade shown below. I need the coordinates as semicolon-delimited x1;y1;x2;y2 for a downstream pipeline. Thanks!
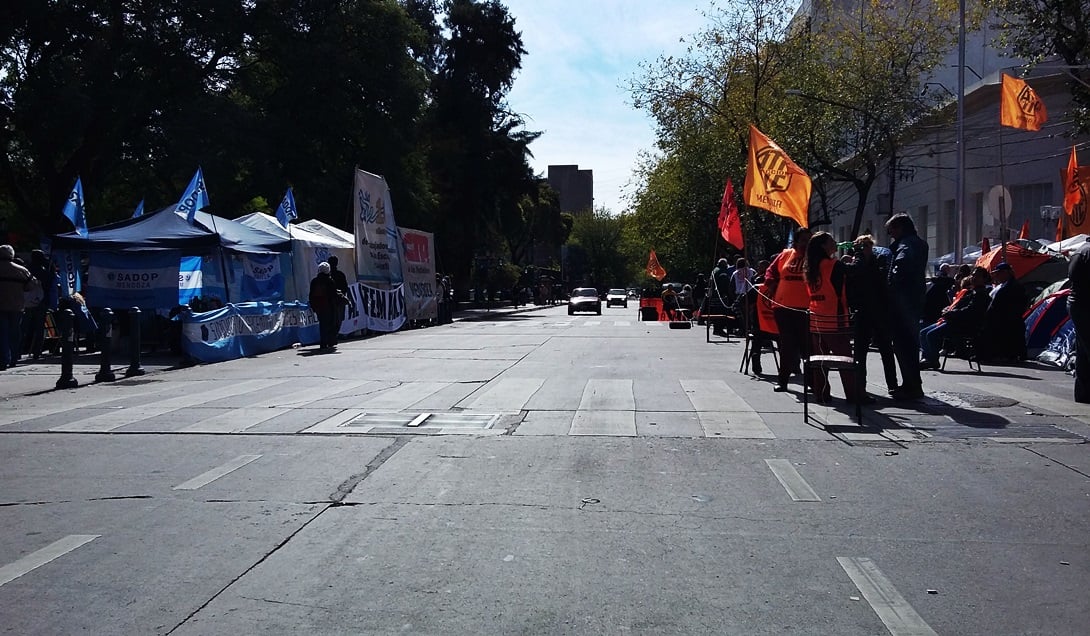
547;164;594;216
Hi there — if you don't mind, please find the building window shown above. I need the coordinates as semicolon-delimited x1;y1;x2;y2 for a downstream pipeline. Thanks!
1011;183;1054;238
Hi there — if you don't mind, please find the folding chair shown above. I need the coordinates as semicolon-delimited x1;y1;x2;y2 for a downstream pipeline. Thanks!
802;310;863;424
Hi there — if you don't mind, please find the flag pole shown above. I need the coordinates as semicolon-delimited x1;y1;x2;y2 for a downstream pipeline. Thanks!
998;121;1009;264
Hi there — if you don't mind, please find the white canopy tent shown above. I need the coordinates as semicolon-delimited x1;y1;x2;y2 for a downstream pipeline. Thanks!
296;218;354;245
236;213;355;301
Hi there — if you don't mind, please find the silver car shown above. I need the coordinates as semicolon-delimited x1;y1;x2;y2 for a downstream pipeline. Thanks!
568;287;602;315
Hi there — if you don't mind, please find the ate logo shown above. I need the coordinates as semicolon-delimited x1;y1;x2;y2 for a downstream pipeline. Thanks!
1074;179;1088;227
1017;86;1042;116
756;146;792;193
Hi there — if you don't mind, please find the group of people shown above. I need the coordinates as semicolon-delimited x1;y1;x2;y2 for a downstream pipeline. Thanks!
742;213;930;403
0;245;62;370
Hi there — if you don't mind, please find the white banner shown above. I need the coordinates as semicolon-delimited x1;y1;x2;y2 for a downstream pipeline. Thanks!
353;169;404;286
339;282;366;335
399;226;437;321
358;283;406;332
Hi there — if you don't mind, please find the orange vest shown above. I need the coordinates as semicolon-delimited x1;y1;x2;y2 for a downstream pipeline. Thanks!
808;258;846;330
772;248;809;309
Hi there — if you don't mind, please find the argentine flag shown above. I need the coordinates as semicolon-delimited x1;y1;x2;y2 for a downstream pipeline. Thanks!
275;187;298;228
177;168;210;225
62;177;87;237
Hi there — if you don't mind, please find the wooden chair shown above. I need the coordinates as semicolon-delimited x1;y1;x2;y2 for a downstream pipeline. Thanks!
802;310;864;424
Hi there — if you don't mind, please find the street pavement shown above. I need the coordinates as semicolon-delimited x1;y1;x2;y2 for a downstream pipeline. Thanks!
0;302;1087;634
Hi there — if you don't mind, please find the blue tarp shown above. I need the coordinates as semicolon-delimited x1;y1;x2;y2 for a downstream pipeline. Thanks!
180;301;319;363
51;205;220;252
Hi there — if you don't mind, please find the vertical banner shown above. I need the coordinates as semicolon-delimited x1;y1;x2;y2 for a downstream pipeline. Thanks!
87;251;180;309
399;226;437;321
1061;165;1090;235
179;256;203;305
339;282;365;335
239;252;284;302
352;169;404;286
53;250;82;296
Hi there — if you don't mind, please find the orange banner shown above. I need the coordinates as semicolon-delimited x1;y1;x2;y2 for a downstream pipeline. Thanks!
1000;74;1048;131
756;282;778;335
1064;146;1081;215
1062;164;1090;234
744;125;811;229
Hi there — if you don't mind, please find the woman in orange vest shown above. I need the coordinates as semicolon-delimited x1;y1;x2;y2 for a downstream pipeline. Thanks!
765;227;811;392
805;231;859;403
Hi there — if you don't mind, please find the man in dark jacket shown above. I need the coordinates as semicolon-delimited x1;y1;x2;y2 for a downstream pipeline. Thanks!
1069;238;1090;402
980;262;1027;360
886;213;929;399
309;262;340;351
845;235;898;396
327;255;350;336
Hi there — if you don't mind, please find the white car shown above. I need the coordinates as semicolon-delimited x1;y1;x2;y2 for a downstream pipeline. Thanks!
568;288;602;315
605;288;628;308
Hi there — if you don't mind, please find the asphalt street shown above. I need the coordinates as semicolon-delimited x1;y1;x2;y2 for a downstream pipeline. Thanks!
0;303;1087;634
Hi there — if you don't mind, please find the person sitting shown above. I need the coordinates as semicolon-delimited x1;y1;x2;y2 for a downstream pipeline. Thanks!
918;266;992;369
923;263;956;325
661;284;681;320
979;262;1028;361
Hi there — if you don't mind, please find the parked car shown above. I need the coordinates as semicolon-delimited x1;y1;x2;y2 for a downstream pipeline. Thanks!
605;288;628;308
568;287;602;315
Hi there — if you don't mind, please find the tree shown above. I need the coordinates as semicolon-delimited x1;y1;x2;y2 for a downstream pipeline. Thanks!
502;180;568;266
999;0;1090;134
566;208;630;288
426;0;538;291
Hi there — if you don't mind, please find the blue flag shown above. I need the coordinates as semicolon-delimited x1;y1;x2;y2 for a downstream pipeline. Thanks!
275;187;298;228
177;168;210;224
62;177;87;237
131;199;145;219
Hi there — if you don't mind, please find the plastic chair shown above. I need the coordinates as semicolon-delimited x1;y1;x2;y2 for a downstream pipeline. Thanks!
802;310;863;424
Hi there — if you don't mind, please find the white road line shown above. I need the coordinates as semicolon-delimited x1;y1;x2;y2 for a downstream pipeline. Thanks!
0;381;200;427
614;320;631;326
584;321;601;326
0;535;99;587
463;378;545;412
180;379;377;432
681;379;775;438
173;454;262;490
837;557;937;636
50;378;273;432
570;379;636;436
764;459;821;502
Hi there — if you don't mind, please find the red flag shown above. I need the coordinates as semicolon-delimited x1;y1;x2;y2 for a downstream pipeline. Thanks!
1056;208;1066;242
1018;219;1030;240
646;250;666;281
717;179;744;251
981;237;991;254
1064;146;1082;215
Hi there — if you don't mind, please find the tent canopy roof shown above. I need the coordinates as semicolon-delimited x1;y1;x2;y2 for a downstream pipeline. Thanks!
235;213;353;248
50;205;220;251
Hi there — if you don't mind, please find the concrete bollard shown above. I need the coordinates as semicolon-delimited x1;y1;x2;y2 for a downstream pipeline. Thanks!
95;308;116;382
55;309;78;389
124;307;145;377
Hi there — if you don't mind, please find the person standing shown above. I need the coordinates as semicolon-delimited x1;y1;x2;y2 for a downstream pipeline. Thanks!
26;249;59;359
885;213;929;399
805;231;859;403
709;258;732;336
844;235;898;397
327;255;350;337
309;262;340;351
0;245;35;369
1068;238;1090;402
766;227;812;392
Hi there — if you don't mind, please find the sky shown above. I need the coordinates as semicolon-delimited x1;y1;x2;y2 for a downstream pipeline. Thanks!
501;1;710;215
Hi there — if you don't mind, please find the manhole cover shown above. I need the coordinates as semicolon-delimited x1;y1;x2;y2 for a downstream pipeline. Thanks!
932;391;1019;409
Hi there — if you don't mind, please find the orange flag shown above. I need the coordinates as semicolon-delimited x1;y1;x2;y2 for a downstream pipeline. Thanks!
1018;219;1030;240
717;178;744;251
1064;146;1082;215
646;250;666;281
1000;74;1048;131
743;124;811;229
1056;207;1066;242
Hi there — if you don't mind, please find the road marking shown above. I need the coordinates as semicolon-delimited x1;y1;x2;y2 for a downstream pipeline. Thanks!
764;459;821;502
570;379;636;436
173;454;262;490
180;380;378;432
0;382;200;427
50;378;272;432
0;535;99;587
983;437;1078;444
615;320;631;326
463;377;545;412
681;379;775;438
837;557;937;636
584;321;601;326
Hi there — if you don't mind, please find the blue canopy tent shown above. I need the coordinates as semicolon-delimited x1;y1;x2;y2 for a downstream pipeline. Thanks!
48;205;293;311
